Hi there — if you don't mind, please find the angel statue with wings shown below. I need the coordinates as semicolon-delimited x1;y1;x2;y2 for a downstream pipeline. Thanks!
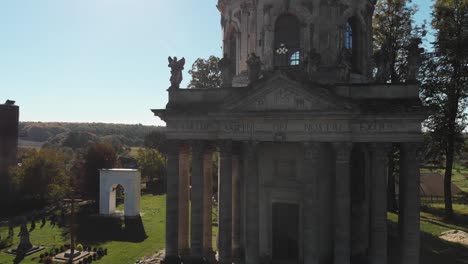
168;56;185;89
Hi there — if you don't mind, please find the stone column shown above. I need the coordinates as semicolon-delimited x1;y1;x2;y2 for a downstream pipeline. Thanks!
178;144;190;258
232;154;241;259
203;147;215;260
164;141;181;263
400;143;422;264
303;142;322;264
244;141;259;264
191;141;205;263
218;140;233;264
369;143;390;264
333;143;353;264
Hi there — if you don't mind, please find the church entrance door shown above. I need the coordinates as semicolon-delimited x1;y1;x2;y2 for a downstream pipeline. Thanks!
272;202;299;264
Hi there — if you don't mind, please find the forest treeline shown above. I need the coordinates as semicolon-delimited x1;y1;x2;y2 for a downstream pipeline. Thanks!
19;122;164;150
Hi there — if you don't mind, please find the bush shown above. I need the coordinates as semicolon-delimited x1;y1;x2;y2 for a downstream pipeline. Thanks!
76;243;84;251
43;256;53;264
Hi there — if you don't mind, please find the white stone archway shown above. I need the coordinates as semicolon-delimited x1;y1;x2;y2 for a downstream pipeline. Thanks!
99;169;141;217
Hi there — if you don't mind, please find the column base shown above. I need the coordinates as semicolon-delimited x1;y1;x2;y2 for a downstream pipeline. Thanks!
203;249;217;264
161;255;181;264
188;257;209;264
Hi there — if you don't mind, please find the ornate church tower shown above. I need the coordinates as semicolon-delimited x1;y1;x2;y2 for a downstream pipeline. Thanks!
217;0;376;83
154;1;427;264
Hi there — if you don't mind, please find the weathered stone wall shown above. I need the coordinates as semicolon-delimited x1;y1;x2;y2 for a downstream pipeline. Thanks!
0;103;19;198
217;0;375;81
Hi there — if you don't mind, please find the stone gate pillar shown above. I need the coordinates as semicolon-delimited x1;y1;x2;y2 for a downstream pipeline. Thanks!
178;144;190;258
244;141;259;264
203;146;215;260
164;141;181;263
303;141;323;264
218;140;233;264
190;141;206;263
400;143;422;264
333;142;353;264
369;143;390;264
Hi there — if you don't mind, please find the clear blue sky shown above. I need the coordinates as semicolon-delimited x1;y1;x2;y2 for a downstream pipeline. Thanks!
1;0;432;126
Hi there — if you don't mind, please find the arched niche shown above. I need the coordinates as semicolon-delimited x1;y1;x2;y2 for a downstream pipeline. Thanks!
224;22;241;75
99;169;141;217
273;14;303;68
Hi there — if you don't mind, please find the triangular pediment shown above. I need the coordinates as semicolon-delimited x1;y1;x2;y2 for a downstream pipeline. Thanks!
223;74;354;112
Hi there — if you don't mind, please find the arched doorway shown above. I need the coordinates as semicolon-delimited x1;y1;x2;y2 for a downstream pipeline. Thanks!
99;169;141;217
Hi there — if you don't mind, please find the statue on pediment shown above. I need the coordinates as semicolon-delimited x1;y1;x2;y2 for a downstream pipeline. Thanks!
374;42;391;83
406;37;424;84
218;53;233;87
168;56;185;89
337;47;352;82
247;53;262;82
305;47;321;76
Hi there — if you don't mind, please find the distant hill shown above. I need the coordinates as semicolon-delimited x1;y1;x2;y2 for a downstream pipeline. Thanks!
19;122;165;150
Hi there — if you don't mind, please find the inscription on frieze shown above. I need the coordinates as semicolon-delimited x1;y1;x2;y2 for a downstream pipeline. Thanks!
223;121;256;134
170;119;399;135
304;121;347;133
171;121;213;131
358;122;394;132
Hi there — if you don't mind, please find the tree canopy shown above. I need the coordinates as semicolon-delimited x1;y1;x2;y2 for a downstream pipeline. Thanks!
188;55;221;89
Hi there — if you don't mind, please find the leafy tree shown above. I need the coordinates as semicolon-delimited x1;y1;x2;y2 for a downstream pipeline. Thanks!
143;130;166;150
188;55;221;89
81;143;118;202
9;149;70;204
373;0;426;83
373;0;425;212
421;0;468;219
136;148;167;190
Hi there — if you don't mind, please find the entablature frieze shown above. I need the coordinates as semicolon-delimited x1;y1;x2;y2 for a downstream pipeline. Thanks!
164;116;424;142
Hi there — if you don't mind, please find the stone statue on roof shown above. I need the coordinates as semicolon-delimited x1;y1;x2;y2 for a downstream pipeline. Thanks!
168;56;185;89
218;53;233;87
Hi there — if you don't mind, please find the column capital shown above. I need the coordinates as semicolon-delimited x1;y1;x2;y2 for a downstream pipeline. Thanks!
218;140;233;156
370;143;392;161
332;142;353;163
243;140;259;157
400;142;424;162
165;140;182;155
190;140;206;155
302;141;322;160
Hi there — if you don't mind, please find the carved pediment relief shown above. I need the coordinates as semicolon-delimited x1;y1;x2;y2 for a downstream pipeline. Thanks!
223;74;353;112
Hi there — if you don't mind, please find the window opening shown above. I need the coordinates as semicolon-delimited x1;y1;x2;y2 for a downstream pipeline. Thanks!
345;22;353;50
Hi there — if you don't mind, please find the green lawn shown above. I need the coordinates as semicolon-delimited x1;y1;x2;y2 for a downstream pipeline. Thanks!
0;194;167;264
1;194;467;264
388;203;468;264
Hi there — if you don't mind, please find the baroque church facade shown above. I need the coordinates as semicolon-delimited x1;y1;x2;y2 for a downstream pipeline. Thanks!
153;0;427;264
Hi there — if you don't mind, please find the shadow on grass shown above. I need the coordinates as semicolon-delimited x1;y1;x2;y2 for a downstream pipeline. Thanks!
421;203;468;231
69;206;148;245
387;221;468;264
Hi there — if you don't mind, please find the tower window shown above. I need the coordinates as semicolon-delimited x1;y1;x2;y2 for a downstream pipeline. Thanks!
274;15;301;67
290;51;300;66
345;22;353;50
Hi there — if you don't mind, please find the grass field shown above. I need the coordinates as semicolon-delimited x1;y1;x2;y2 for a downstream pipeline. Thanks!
0;195;168;264
1;195;467;264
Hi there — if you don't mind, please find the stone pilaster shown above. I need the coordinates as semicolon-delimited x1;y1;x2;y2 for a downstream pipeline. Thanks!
178;144;190;258
190;141;206;263
218;140;233;264
333;142;353;264
400;143;422;264
302;141;322;264
369;143;390;264
244;141;259;264
203;146;215;261
164;141;181;263
232;154;241;259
